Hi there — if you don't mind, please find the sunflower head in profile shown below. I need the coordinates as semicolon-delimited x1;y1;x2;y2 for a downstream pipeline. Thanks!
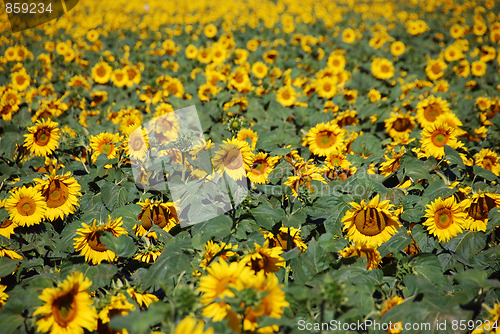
303;122;346;157
73;216;127;265
423;197;467;242
342;195;400;247
420;122;459;159
33;272;98;334
212;138;253;181
23;119;61;157
263;226;308;252
34;171;81;221
4;185;47;227
339;243;382;270
247;152;280;185
242;241;284;274
462;193;500;231
134;199;179;238
89;132;124;163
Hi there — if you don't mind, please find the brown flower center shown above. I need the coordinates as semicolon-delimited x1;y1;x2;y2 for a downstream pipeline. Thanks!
431;132;448;147
42;179;69;208
316;130;336;148
16;198;36;216
434;208;453;228
393;117;412;132
468;195;496;221
52;291;77;327
88;231;106;252
354;207;387;236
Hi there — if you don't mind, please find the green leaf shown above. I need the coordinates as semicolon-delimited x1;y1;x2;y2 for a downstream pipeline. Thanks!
411;224;436;253
0;257;20;278
422;175;455;201
411;254;446;293
101;233;136;258
444;145;465;169
86;264;118;290
473;165;498;181
251;200;285;231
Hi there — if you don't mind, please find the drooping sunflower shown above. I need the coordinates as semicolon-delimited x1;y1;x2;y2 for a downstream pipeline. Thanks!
34;171;81;221
303;122;346;157
5;186;47;226
24;119;61;157
33;272;98;334
127;288;159;308
134;199;179;238
199;240;238;270
89;132;123;163
247;152;280;185
73;216;127;265
384;111;416;140
420;122;459;159
474;148;500;176
462;193;500;231
342;195;400;247
339;243;382;270
423;197;467;242
212;138;253;181
416;95;451;128
241;241;284;274
133;248;162;263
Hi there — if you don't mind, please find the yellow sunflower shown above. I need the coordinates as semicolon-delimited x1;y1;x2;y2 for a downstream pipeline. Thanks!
133;248;162;264
303;122;346;157
425;58;447;81
247;152;280;185
173;316;214;334
462;193;500;231
315;77;338;99
474;148;500;176
0;219;18;238
276;85;296;107
127;288;158;308
73;216;127;265
212;138;253;181
237;128;258;150
423;197;467;242
126;126;149;160
98;293;135;333
134;199;179;238
0;284;8;311
416;95;451;128
339;243;382;270
384;111;416;140
33;272;98;334
371;58;395;80
24;119;61;157
91;61;112;84
11;69;31;91
251;61;268;79
89;132;123;163
380;147;405;176
111;68;130;87
4;186;47;226
342;195;400;247
34;171;81;221
263;226;308;251
420;122;459;159
199;240;238;270
0;247;23;260
241;241;284;274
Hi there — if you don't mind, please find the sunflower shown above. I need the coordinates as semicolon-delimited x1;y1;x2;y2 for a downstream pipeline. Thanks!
91;61;112;84
339;243;382;270
24;119;61;157
251;61;268;79
111;68;130;87
325;151;352;171
126;126;149;160
327;53;346;73
152;112;180;143
380;147;405;176
0;219;18;238
303;122;346;157
474;148;500;176
11;69;31;91
33;272;98;334
173;316;214;334
342;195;400;247
342;28;356;43
416;95;451;128
371;58;395;80
0;247;23;260
185;44;198;59
127;288;158;308
5;186;47;227
242;241;284;274
133;248;162;263
134;199;179;238
34;171;81;221
420;122;459;159
199;240;238;270
315;77;338;99
212;138;253;181
73;216;127;265
423;197;467;242
98;293;135;333
237;128;258;150
390;41;406;57
471;60;487;77
263;226;308;251
384;111;416;139
462;193;500;231
276;85;296;107
425;58;447;81
247;152;280;185
0;284;8;311
89;132;123;163
333;110;358;127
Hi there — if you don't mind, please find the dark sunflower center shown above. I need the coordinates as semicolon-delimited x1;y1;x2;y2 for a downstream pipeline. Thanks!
88;231;106;252
132;138;143;150
35;129;51;146
224;147;244;170
17;198;36;216
469;195;496;221
52;291;77;326
393;117;412;132
381;65;390;73
252;160;268;174
43;179;69;208
354;207;387;236
434;208;453;228
423;104;442;122
281;91;291;100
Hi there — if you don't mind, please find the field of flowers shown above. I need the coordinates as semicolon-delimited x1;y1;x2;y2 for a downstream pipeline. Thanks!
1;0;500;333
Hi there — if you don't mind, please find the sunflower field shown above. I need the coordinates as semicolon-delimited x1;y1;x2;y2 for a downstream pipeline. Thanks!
1;0;500;333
